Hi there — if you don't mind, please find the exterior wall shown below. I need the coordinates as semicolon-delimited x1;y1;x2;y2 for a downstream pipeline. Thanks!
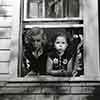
0;0;20;78
0;0;13;75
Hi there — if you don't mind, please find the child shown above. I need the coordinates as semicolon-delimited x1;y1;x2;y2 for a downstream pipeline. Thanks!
23;27;48;76
47;32;73;76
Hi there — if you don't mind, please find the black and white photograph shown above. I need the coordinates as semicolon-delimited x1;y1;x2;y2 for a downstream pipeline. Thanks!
0;0;100;100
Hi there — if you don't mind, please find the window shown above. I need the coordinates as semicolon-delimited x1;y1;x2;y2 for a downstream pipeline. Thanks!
21;27;84;77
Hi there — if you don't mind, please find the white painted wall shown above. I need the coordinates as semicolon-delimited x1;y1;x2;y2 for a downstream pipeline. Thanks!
84;0;100;77
0;0;20;79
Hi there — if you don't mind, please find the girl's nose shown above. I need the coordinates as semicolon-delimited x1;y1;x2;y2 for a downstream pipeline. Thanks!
59;44;62;47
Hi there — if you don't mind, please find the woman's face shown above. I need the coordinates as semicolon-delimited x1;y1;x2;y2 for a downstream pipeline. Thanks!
32;34;42;49
54;36;68;53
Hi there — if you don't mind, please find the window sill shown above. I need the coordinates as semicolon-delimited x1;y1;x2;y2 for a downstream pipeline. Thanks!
1;75;100;82
24;17;83;22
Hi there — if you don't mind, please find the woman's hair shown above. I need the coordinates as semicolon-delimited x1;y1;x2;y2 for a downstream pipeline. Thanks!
24;27;47;45
23;27;48;52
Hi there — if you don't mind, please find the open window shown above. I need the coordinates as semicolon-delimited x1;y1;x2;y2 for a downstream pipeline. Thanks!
21;27;84;77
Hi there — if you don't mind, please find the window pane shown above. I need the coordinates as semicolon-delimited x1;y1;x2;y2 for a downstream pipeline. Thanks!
26;0;80;18
45;0;63;18
68;0;79;17
27;0;43;18
45;0;80;18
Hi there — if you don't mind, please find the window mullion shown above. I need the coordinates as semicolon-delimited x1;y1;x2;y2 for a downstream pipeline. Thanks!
43;0;45;18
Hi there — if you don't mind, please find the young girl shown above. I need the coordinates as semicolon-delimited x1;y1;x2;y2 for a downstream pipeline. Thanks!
47;32;73;76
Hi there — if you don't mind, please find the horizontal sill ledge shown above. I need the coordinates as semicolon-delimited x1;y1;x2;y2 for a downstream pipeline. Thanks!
1;75;100;82
24;18;83;22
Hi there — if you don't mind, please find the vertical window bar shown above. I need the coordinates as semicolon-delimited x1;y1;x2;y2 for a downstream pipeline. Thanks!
43;0;45;18
24;0;27;19
79;0;83;18
68;0;79;17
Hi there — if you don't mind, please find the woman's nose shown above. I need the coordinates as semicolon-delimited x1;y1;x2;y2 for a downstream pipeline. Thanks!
34;41;37;44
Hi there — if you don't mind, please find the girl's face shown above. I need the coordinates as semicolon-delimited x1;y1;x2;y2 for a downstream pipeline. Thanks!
54;36;68;53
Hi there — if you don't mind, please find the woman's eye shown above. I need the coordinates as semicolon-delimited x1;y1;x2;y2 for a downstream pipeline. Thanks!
32;39;41;42
37;39;41;42
32;40;35;42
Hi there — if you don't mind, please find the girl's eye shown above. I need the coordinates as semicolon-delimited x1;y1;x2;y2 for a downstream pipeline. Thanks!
56;41;60;44
62;42;65;44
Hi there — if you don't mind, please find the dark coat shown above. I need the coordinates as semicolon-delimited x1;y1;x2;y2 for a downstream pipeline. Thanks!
24;45;48;75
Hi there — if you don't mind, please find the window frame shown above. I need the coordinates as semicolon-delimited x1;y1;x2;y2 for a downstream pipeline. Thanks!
16;0;100;80
20;0;84;78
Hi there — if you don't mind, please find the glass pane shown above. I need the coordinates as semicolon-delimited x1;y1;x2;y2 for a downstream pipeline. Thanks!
27;0;43;18
45;0;80;18
67;0;79;17
45;0;63;18
26;0;80;18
